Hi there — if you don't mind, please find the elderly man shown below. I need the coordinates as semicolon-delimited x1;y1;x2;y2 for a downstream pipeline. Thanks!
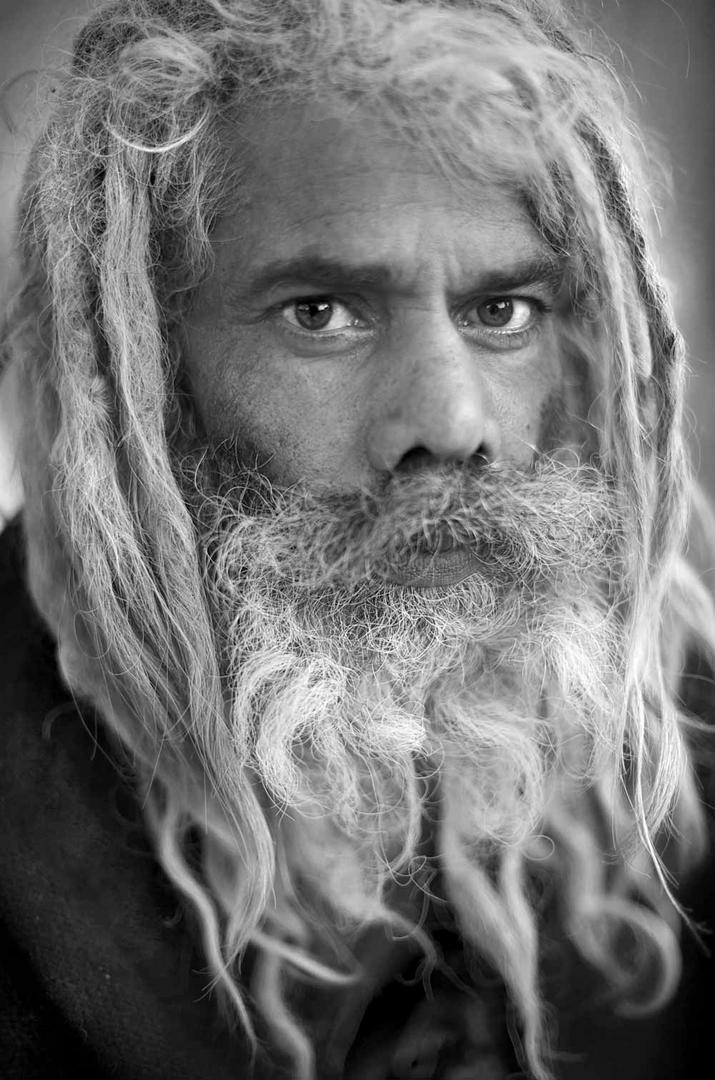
1;1;713;1078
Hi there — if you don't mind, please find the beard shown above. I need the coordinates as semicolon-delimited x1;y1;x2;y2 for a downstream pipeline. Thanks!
177;447;626;929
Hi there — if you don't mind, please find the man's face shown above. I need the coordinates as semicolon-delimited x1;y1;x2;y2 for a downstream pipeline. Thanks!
175;104;620;883
183;105;568;492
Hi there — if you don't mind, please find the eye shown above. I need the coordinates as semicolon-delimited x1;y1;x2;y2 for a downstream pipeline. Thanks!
280;297;359;333
472;297;536;332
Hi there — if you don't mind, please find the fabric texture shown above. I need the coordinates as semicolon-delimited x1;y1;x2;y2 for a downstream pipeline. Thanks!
0;520;261;1079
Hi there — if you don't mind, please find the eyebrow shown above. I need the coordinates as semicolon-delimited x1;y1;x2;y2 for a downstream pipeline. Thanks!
238;251;566;300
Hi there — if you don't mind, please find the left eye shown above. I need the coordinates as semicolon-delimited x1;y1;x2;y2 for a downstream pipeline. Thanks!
281;297;358;333
467;297;536;332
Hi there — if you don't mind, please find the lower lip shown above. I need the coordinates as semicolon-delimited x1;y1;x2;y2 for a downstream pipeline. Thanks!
387;548;484;589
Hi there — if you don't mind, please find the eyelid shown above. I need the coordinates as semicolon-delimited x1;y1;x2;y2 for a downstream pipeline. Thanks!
276;294;374;333
457;294;550;343
483;296;543;329
280;296;352;331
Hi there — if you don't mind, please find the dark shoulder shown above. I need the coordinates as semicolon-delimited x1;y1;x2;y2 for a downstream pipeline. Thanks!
0;519;259;1079
0;517;114;816
0;518;59;703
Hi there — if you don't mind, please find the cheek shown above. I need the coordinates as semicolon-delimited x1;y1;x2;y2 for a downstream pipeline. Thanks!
536;389;571;453
182;328;365;486
487;339;566;461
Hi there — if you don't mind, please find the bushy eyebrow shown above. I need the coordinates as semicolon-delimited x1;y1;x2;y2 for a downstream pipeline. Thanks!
467;254;566;297
238;251;566;300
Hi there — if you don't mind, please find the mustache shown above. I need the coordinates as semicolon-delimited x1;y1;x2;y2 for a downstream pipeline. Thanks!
181;449;621;593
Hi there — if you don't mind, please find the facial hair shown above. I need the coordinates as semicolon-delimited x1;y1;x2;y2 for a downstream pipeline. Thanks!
178;451;624;899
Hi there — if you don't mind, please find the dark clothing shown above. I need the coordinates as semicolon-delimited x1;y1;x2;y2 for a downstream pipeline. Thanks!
0;520;713;1079
0;521;257;1079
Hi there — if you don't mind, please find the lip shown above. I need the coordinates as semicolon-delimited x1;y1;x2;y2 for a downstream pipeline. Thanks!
386;546;484;589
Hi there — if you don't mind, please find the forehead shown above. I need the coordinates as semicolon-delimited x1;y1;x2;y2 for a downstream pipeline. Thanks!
210;104;552;289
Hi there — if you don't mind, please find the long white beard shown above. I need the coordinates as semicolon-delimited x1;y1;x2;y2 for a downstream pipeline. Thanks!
183;453;624;917
171;452;682;1080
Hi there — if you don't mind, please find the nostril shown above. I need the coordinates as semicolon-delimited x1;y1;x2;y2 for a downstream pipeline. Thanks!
395;443;492;475
395;446;434;474
366;377;501;474
471;445;492;468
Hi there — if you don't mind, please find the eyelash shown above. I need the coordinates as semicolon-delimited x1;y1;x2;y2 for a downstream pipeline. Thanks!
274;293;549;349
278;296;367;334
458;296;550;345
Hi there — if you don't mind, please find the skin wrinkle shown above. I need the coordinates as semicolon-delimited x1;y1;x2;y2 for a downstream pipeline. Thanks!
228;253;565;313
537;389;571;455
184;105;565;491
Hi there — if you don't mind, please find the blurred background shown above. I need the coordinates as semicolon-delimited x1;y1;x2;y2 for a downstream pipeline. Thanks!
1;0;714;523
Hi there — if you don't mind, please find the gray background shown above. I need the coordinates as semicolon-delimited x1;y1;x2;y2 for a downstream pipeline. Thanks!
1;0;713;507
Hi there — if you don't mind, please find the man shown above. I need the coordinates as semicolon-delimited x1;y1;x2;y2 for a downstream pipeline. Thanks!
1;0;714;1077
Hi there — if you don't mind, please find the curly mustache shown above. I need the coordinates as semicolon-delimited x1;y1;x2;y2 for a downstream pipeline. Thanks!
182;448;620;600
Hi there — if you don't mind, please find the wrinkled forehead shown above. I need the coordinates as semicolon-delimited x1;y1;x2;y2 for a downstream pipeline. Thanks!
210;101;553;288
223;90;557;208
221;98;530;213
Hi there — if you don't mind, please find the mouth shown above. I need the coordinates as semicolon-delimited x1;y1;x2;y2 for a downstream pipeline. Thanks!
385;541;485;590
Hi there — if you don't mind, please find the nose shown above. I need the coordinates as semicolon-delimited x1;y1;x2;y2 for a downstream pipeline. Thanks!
366;327;501;473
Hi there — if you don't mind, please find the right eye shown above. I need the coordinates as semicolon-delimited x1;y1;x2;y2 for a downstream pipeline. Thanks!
280;297;361;334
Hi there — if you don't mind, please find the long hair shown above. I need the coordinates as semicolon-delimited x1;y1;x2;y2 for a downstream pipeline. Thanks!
5;1;715;1077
